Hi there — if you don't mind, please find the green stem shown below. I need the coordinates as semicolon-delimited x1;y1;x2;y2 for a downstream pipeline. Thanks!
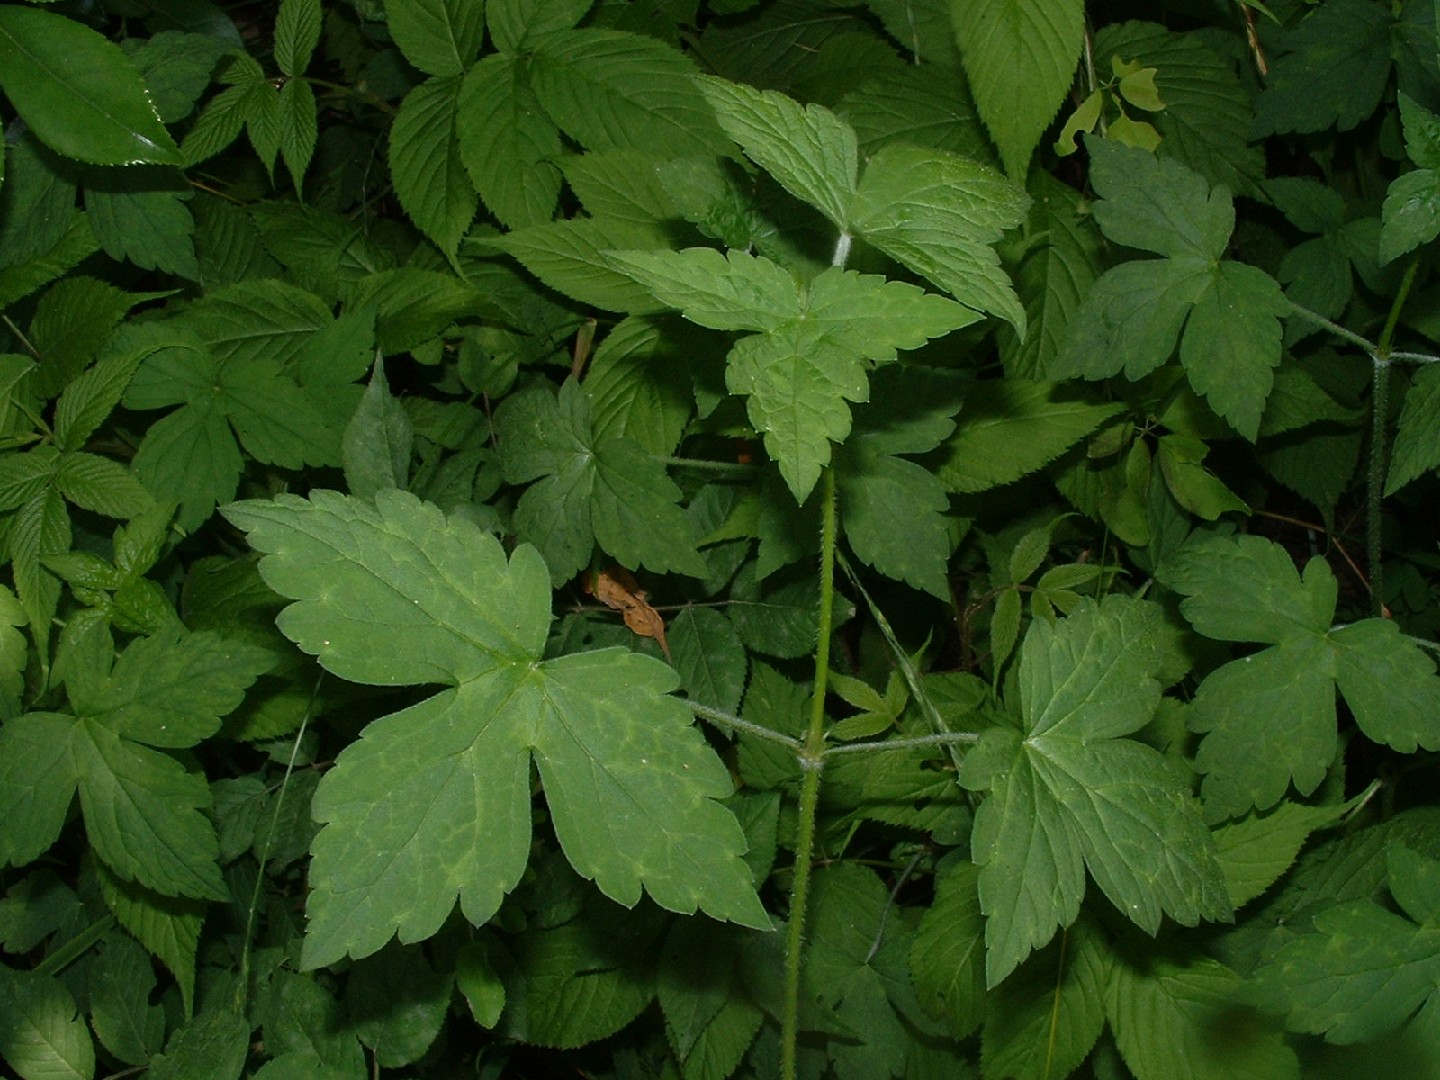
823;730;979;756
1367;258;1419;616
780;466;837;1080
657;455;758;474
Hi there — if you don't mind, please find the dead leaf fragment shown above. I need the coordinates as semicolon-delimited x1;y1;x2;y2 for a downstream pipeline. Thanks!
589;565;670;659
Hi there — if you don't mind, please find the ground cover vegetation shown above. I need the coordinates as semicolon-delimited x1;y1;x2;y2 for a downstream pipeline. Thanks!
1;0;1440;1076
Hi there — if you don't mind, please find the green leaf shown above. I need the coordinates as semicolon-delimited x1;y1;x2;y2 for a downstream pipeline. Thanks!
1106;945;1298;1080
1055;141;1284;438
959;596;1230;985
84;168;199;280
0;7;181;166
981;919;1109;1080
144;1009;249;1080
52;452;152;519
54;346;148;453
0;713;76;869
343;360;414;498
277;76;317;193
0;966;95;1080
585;316;697;456
934;381;1121;493
487;0;593;53
602;247;803;331
1252;0;1396;137
529;29;731;157
496;379;707;582
1156;434;1249;519
222;488;767;966
391;76;476;257
910;861;986;1040
493;218;671;312
94;863;205;1022
457;54;563;228
697;77;858;227
1095;21;1266;198
1161;534;1440;820
274;0;321;77
1387;362;1440;492
28;274;143;399
669;606;747;715
89;931;165;1065
347;943;451;1067
658;920;764;1080
837;64;991;161
179;279;333;369
950;0;1085;179
1254;848;1440;1043
849;142;1029;331
383;0;484;77
1213;799;1350;909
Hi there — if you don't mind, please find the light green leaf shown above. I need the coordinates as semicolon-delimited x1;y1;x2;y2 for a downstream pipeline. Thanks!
562;151;678;224
493;218;671;312
849;142;1029;331
934;381;1121;493
602;248;802;331
0;6;181;166
457;54;563;228
698;76;858;227
222;488;767;966
1381;166;1440;264
950;0;1085;179
0;966;95;1080
382;0;484;77
391;75;476;257
959;596;1230;985
726;324;866;501
1178;260;1287;440
1332;619;1440;754
52;452;152;519
496;380;707;582
73;627;271;749
530;29;731;157
1107;946;1299;1080
343;360;413;498
274;0;322;77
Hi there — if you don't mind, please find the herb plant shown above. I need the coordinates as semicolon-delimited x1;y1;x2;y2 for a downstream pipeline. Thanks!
2;0;1440;1078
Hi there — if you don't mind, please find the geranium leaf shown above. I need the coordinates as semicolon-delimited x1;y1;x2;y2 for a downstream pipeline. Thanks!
222;488;766;967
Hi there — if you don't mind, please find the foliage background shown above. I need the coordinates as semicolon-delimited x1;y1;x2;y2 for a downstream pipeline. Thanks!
2;0;1440;1077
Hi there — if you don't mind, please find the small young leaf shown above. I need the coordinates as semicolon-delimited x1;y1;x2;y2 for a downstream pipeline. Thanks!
343;360;413;499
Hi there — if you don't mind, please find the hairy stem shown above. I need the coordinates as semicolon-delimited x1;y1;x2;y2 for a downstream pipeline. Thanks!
1367;258;1419;616
780;466;837;1080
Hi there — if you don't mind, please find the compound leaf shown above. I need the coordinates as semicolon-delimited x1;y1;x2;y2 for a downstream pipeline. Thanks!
457;54;564;229
959;596;1230;986
389;75;475;258
382;0;483;77
222;488;766;967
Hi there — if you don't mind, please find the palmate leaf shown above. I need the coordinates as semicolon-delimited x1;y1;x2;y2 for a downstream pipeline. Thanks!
495;378;707;582
222;489;768;968
1160;534;1440;822
1055;140;1286;439
958;596;1230;986
1254;846;1440;1044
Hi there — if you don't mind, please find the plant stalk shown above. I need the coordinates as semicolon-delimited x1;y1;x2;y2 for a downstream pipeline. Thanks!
780;466;837;1080
1367;258;1419;616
